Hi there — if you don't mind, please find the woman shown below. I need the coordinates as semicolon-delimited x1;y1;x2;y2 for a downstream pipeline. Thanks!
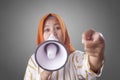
24;13;105;80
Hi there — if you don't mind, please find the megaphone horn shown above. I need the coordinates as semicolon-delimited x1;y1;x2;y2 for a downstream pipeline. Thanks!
35;40;68;71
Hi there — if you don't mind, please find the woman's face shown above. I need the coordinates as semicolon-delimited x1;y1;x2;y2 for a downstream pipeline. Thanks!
43;17;63;43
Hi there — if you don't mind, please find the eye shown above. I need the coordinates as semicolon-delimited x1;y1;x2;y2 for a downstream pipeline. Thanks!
55;25;61;30
44;28;50;32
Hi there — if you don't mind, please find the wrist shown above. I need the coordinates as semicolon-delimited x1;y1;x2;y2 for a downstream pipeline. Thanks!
88;55;104;73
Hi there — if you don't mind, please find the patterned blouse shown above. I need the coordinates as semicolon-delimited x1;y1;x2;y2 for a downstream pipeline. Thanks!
24;50;103;80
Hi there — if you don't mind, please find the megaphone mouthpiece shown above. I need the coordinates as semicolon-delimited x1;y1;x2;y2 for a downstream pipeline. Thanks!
47;34;58;41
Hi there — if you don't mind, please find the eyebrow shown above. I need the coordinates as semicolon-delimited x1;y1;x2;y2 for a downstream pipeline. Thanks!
44;25;49;28
44;23;60;27
54;23;60;26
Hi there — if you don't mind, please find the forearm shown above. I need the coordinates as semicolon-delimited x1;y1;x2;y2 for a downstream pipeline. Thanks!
88;54;104;73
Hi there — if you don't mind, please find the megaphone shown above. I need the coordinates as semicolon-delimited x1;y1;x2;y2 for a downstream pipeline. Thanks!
35;40;68;71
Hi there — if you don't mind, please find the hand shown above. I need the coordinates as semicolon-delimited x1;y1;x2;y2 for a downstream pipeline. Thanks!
82;29;105;57
82;29;105;72
41;70;52;80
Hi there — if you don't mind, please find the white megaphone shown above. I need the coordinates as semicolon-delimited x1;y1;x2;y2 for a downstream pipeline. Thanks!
35;34;68;71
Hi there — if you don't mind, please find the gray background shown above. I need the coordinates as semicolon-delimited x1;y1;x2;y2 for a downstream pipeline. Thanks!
0;0;120;80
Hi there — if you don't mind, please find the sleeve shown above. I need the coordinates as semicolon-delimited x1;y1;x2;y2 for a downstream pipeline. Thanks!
24;54;43;80
83;53;104;77
70;51;104;80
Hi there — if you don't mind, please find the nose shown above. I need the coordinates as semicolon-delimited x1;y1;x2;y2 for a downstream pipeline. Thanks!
47;27;58;41
51;27;57;36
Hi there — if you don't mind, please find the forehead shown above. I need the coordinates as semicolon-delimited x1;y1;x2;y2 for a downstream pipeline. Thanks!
45;18;58;23
44;16;60;26
45;16;58;22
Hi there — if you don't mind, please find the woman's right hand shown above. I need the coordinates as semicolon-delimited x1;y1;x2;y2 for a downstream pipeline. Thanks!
41;70;52;80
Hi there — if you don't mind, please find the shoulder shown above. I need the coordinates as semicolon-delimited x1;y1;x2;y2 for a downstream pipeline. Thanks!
69;50;85;58
68;50;85;63
28;53;38;68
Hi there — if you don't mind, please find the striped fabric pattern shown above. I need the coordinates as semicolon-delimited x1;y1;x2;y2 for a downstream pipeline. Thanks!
24;50;102;80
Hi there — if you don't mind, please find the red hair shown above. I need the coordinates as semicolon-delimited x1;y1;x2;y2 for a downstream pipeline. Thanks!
37;13;75;54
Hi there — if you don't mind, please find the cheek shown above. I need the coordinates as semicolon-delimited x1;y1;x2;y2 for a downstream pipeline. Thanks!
43;33;49;41
57;31;64;42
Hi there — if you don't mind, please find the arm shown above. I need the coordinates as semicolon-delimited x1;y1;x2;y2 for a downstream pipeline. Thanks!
82;29;105;73
70;51;103;80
